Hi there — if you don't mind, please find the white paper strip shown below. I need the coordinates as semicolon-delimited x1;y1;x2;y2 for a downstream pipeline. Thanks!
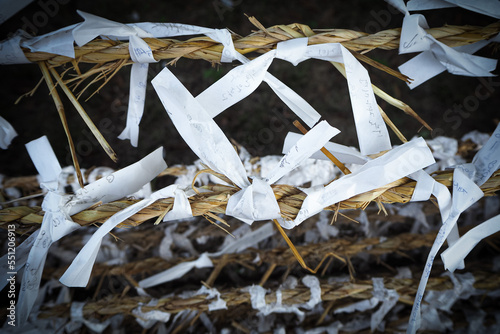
470;124;500;186
65;147;166;215
198;38;390;155
152;67;250;189
407;125;500;333
60;185;190;288
196;51;277;119
291;137;435;227
407;168;484;334
409;170;462;268
117;63;149;147
305;43;391;155
16;141;165;324
441;214;500;272
263;72;321;128
17;136;81;325
407;0;500;19
21;24;78;58
0;30;31;64
0;115;18;149
265;121;340;184
226;121;340;222
0;230;39;291
283;132;368;165
139;253;213;289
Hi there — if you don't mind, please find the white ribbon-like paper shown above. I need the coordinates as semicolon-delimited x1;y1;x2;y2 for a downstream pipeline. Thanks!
407;123;500;334
198;37;391;155
0;230;39;292
138;223;274;289
441;214;500;272
0;30;31;65
290;137;435;228
227;120;340;222
407;0;500;19
282;132;368;165
60;183;191;287
0;115;18;149
15;138;166;324
153;66;341;224
17;136;81;325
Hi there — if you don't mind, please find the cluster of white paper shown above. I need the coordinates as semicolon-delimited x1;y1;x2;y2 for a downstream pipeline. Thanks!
386;0;500;88
11;136;167;325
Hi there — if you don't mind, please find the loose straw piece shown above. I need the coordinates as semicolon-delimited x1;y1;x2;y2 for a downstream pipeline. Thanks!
47;67;118;162
39;61;84;188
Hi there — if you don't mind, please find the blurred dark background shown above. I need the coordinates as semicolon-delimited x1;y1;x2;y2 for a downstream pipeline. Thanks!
1;0;499;178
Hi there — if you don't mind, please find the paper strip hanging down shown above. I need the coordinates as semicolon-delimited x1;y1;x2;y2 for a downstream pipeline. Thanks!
407;124;500;334
407;0;500;19
441;214;500;273
60;184;192;288
0;115;18;149
386;0;499;88
72;11;241;147
16;138;166;324
153;66;340;223
17;136;81;325
0;230;39;292
287;137;435;228
407;168;484;334
409;169;463;269
138;223;274;289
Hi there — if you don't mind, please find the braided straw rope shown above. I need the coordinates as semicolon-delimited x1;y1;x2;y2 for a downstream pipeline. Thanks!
2;168;499;233
22;21;500;66
37;271;500;319
41;229;447;280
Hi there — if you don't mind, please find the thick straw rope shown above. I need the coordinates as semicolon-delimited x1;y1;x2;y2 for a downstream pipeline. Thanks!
1;168;499;233
22;21;500;66
37;271;500;319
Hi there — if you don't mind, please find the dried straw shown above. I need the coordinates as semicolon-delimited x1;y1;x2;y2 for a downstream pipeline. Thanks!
22;21;500;66
2;168;499;233
36;271;500;319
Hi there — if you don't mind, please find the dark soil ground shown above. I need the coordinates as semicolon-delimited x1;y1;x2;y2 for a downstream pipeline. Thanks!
0;0;499;177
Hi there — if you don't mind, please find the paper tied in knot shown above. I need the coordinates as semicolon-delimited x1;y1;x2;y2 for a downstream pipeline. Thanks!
73;10;156;63
226;120;340;224
161;184;194;222
407;124;500;334
17;136;81;325
226;177;281;223
275;37;309;66
387;0;499;88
